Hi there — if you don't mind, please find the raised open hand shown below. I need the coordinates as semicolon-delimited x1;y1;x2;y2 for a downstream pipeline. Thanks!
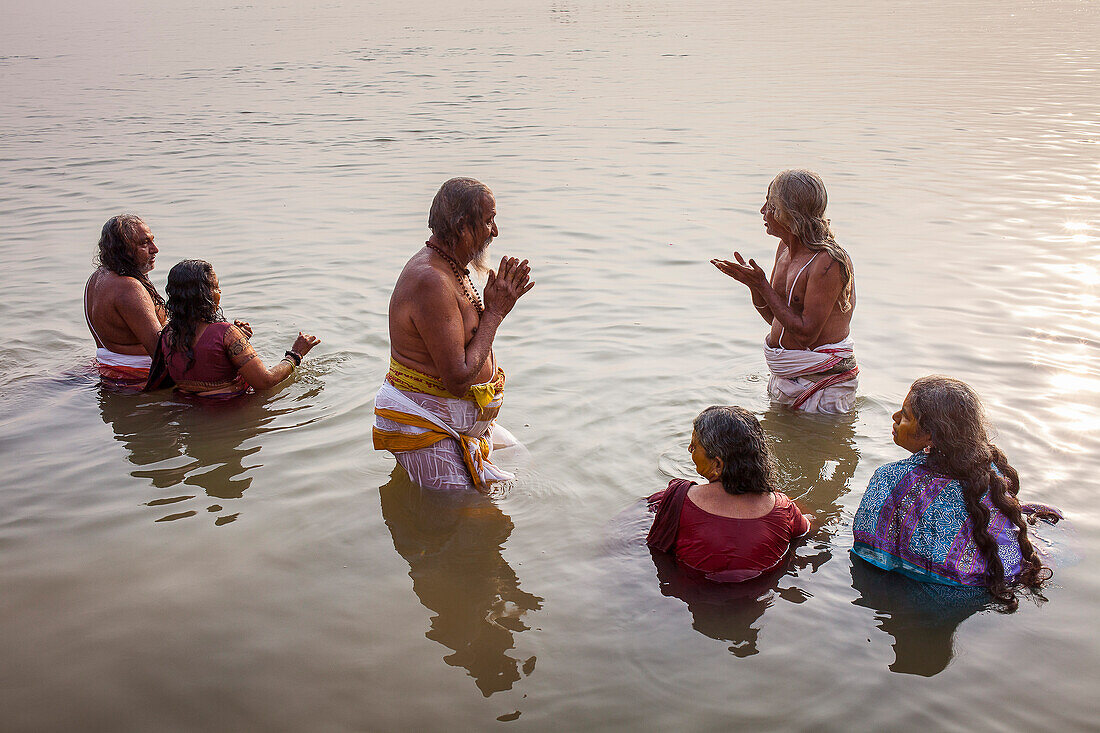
711;251;768;290
483;256;534;319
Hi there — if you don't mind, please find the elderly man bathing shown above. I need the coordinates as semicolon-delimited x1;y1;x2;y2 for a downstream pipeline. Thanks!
374;178;534;491
84;214;167;387
712;170;858;413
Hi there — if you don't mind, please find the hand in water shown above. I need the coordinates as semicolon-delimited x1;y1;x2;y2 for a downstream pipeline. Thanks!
484;256;534;318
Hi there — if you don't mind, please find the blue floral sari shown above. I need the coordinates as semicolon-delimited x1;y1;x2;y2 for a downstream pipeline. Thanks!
851;452;1024;586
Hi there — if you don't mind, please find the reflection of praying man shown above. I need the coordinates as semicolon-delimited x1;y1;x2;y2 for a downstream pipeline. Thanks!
713;170;858;413
374;178;533;491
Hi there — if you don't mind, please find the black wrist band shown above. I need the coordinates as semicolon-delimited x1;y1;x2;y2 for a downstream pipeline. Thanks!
285;350;302;366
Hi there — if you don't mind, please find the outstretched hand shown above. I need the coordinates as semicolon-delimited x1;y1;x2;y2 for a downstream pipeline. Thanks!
711;252;768;290
484;256;534;319
291;332;321;358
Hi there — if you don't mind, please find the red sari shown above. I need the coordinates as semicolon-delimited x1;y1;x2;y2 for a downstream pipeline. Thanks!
162;322;255;397
647;479;810;582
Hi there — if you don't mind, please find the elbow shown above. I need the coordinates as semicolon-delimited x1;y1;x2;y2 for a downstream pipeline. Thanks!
438;368;473;398
245;371;283;392
440;376;470;399
790;323;822;343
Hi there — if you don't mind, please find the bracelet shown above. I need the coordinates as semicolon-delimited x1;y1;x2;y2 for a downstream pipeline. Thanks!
284;350;302;366
754;302;769;310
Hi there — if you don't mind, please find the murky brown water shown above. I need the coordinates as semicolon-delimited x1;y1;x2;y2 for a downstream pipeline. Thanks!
1;0;1098;729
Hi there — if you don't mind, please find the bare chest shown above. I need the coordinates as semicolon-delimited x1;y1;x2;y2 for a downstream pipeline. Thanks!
773;254;818;309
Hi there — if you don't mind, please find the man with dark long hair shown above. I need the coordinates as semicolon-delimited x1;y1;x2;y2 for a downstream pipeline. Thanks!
83;214;166;386
373;178;534;491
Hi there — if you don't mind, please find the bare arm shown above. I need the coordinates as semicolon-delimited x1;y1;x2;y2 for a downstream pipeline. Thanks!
714;252;843;345
413;257;533;397
231;327;320;391
711;249;783;325
117;280;167;356
756;257;844;345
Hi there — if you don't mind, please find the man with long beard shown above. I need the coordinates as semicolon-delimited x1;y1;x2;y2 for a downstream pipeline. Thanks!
374;178;534;491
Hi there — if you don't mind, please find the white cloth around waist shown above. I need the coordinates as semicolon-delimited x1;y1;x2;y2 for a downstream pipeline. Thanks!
763;336;854;379
95;347;152;369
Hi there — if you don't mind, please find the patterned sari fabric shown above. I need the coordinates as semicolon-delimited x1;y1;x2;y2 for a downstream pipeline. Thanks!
851;452;1024;586
373;358;515;492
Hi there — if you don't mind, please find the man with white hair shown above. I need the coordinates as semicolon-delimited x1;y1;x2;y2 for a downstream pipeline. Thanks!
712;170;858;413
374;178;534;490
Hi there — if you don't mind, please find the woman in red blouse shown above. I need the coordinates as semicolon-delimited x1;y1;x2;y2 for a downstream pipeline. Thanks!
158;260;319;397
647;406;811;582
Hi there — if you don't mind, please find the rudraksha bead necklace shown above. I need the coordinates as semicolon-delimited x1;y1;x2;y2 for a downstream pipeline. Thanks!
426;241;484;316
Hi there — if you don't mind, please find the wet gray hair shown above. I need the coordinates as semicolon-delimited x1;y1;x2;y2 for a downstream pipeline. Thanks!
692;406;777;495
767;169;854;312
427;177;493;250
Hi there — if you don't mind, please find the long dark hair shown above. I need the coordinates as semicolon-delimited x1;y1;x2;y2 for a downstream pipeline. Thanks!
908;376;1050;611
95;214;165;311
165;259;224;372
692;406;777;495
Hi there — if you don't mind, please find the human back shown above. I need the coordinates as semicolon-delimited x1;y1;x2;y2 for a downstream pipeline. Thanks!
851;376;1051;611
158;259;319;397
85;214;166;353
647;406;812;582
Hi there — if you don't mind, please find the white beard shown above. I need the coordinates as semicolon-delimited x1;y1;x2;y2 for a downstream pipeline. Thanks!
470;237;493;274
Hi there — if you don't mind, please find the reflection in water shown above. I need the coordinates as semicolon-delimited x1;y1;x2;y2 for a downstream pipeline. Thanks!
379;470;542;697
648;406;858;654
97;389;296;524
759;406;860;537
652;550;810;657
850;560;988;677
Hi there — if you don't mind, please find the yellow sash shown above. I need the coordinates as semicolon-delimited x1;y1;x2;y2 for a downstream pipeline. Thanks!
386;357;504;409
372;408;493;492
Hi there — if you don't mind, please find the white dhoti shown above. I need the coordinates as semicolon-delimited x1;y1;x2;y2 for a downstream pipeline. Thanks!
373;364;515;492
764;337;859;414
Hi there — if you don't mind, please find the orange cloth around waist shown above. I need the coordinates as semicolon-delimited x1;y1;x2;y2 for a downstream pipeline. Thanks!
372;408;494;492
386;358;504;408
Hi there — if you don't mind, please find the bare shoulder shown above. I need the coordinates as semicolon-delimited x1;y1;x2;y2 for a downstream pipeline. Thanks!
392;251;454;308
811;250;850;283
113;275;155;307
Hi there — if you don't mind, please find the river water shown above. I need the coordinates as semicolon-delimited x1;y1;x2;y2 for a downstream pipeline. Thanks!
1;0;1098;729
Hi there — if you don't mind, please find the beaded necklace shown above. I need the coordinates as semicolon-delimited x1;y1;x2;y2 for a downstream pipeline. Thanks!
425;241;484;316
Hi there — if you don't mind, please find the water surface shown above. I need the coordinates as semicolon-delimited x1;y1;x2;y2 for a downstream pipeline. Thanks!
1;0;1098;729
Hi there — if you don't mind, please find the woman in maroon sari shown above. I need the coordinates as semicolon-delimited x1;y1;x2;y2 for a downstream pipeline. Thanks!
159;260;319;397
647;406;812;582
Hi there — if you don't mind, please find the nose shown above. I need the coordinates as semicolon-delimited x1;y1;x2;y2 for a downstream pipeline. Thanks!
491;221;499;238
150;241;158;254
891;410;901;422
760;203;767;215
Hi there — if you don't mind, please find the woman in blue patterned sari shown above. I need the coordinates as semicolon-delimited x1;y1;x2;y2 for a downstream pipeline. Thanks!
852;376;1054;611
